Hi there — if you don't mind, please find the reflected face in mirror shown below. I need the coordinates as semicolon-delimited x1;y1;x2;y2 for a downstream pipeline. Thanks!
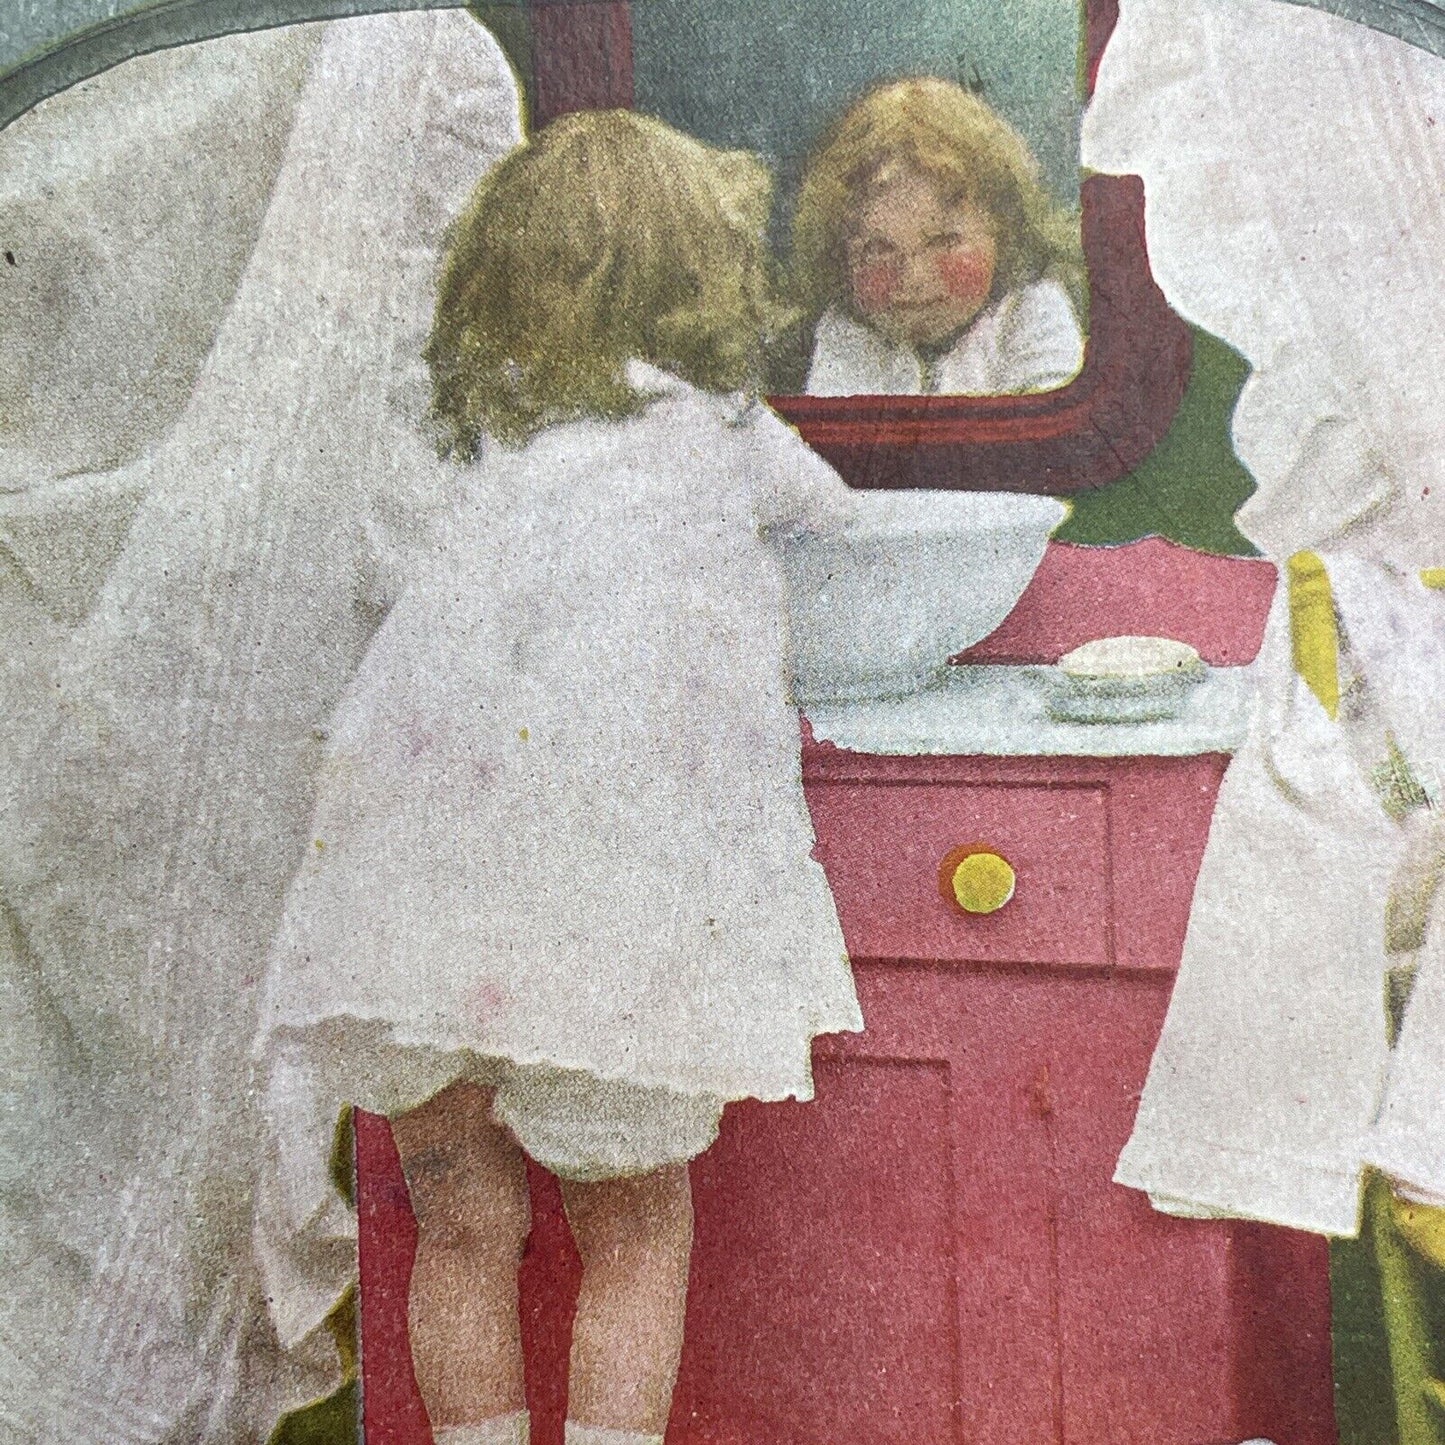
794;77;1086;398
845;169;998;350
629;4;1087;404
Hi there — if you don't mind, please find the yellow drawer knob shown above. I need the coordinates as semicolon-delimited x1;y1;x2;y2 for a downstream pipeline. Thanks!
939;846;1017;915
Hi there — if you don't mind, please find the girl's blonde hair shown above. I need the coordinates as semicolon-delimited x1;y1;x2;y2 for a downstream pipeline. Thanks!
427;109;790;454
791;77;1087;324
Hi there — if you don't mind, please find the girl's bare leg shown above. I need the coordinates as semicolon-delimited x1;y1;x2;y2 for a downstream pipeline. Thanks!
392;1082;532;1430
559;1165;694;1435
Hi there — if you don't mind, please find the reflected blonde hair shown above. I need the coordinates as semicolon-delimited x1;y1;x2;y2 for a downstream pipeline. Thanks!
427;109;790;454
792;77;1086;324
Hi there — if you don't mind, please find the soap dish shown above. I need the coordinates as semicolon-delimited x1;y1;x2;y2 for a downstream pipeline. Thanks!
1046;636;1206;724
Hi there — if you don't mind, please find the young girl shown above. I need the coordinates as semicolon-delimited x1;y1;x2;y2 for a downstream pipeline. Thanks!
256;110;863;1445
793;77;1086;397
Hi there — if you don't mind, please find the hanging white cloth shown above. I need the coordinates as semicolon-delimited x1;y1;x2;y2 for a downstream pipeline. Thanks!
0;18;318;878
1373;885;1445;1198
0;29;317;1444
1085;0;1445;1234
1;13;523;1441
0;26;316;485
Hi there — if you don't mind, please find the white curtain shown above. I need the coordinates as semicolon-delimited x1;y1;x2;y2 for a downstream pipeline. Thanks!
1086;0;1445;1232
0;13;523;1440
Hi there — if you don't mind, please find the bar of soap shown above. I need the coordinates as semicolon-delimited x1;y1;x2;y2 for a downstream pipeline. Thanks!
1058;635;1204;680
1048;636;1206;724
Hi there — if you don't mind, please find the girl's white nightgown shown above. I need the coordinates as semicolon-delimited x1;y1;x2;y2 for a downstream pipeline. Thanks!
256;369;864;1343
805;280;1084;396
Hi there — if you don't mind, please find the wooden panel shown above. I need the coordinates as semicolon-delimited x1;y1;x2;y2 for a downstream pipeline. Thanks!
809;780;1112;967
1230;1224;1338;1445
1048;977;1242;1443
676;1056;960;1444
1105;753;1229;973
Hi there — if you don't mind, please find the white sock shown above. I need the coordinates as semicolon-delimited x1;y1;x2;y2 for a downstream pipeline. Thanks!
563;1423;664;1445
435;1412;531;1445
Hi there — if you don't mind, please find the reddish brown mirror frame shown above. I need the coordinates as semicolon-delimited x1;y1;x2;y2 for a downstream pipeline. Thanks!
526;0;1191;494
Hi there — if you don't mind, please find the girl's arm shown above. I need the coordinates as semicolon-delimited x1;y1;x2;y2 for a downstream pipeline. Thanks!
741;401;859;535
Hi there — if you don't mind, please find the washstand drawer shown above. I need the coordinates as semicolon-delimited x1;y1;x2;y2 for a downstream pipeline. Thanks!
807;779;1111;966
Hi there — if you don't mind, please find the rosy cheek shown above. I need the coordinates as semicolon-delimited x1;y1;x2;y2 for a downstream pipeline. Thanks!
936;248;994;307
851;260;901;315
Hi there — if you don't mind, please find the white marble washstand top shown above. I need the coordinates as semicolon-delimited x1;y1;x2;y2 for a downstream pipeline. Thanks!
803;662;1256;758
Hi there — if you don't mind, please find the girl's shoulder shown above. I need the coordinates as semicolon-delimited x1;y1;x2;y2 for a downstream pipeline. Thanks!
459;364;766;487
999;277;1080;326
618;359;839;493
623;360;756;427
495;364;758;485
614;362;782;463
989;279;1086;389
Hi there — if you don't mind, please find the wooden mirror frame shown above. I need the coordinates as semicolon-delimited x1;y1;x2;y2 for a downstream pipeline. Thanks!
528;0;1191;494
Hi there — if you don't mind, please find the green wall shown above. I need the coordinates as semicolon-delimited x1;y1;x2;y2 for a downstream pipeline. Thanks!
631;0;1080;205
1057;325;1259;556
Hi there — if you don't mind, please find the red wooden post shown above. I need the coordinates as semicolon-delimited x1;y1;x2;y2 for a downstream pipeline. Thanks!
354;1110;430;1445
529;2;633;126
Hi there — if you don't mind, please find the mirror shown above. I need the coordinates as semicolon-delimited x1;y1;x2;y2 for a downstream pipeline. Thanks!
634;0;1085;402
529;0;1192;493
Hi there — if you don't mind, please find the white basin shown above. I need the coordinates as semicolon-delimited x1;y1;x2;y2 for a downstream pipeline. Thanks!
774;490;1067;704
